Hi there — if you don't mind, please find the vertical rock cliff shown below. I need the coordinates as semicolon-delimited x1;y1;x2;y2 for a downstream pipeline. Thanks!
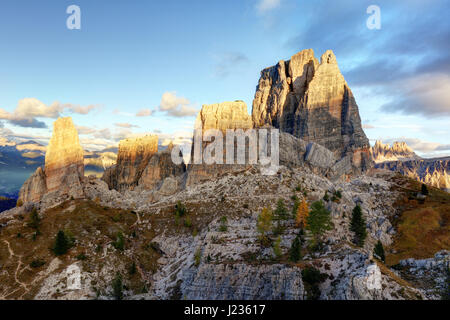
103;136;186;193
252;49;372;172
103;135;158;192
18;117;85;203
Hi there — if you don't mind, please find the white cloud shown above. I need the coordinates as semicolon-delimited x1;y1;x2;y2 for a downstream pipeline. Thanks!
114;122;140;128
158;92;198;117
256;0;281;13
136;109;152;117
0;98;98;128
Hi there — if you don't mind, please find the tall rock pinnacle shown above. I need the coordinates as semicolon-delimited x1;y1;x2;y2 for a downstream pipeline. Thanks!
45;117;84;193
252;49;372;171
18;117;85;203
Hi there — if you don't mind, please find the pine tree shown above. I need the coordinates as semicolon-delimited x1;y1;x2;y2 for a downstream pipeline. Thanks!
274;199;288;220
306;201;333;245
112;272;123;300
296;199;309;228
421;183;429;195
28;208;40;230
350;204;367;247
373;240;385;262
289;235;302;262
53;230;69;256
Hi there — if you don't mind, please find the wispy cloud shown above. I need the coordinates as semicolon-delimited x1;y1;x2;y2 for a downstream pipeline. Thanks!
158;91;198;117
136;108;152;117
256;0;281;13
114;122;140;128
213;52;249;78
0;98;99;128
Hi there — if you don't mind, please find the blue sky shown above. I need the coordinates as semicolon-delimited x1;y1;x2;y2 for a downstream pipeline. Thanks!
0;0;449;157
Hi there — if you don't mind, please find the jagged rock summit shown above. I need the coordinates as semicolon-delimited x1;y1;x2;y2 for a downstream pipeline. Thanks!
18;117;85;203
252;49;372;172
371;140;420;163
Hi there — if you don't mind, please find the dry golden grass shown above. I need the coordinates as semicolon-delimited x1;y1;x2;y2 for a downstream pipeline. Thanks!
386;176;450;266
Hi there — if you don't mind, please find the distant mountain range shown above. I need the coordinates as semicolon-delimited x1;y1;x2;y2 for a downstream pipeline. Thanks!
0;138;117;198
371;141;450;192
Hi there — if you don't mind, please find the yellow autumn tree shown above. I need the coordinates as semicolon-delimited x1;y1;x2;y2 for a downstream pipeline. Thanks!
296;199;309;228
257;207;273;245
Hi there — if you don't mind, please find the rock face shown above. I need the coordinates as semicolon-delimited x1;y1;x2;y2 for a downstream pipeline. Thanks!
44;117;85;198
197;101;253;132
103;137;186;193
103;136;158;192
252;49;372;172
18;167;47;203
186;101;254;186
371;140;420;163
18;117;85;203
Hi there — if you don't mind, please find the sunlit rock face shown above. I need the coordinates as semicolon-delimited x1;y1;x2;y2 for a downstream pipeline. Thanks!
44;117;85;194
371;140;420;163
252;49;372;172
18;117;85;203
103;135;158;192
186;101;255;186
197;101;253;132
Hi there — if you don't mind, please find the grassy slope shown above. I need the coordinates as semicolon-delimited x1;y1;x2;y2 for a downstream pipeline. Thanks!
386;175;450;266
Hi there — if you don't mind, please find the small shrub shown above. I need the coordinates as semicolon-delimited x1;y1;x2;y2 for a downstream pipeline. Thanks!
194;248;202;266
295;184;302;192
323;191;329;202
273;236;282;259
16;199;23;207
30;259;45;268
373;240;385;262
184;217;192;228
76;253;87;261
174;201;187;217
129;262;137;275
112;232;125;251
112;272;123;300
28;208;40;230
257;207;272;241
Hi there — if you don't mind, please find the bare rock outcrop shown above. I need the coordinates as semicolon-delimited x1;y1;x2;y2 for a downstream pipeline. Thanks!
103;137;186;193
103;135;158;192
252;49;372;173
18;167;47;203
44;117;84;197
18;117;85;203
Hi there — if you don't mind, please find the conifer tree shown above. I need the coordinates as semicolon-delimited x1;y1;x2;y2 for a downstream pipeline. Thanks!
350;204;367;247
296;199;309;228
53;230;69;256
373;240;385;262
306;201;333;245
289;235;302;262
421;183;429;195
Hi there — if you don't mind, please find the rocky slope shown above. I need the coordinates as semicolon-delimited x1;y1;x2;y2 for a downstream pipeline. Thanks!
2;164;448;300
252;49;372;173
